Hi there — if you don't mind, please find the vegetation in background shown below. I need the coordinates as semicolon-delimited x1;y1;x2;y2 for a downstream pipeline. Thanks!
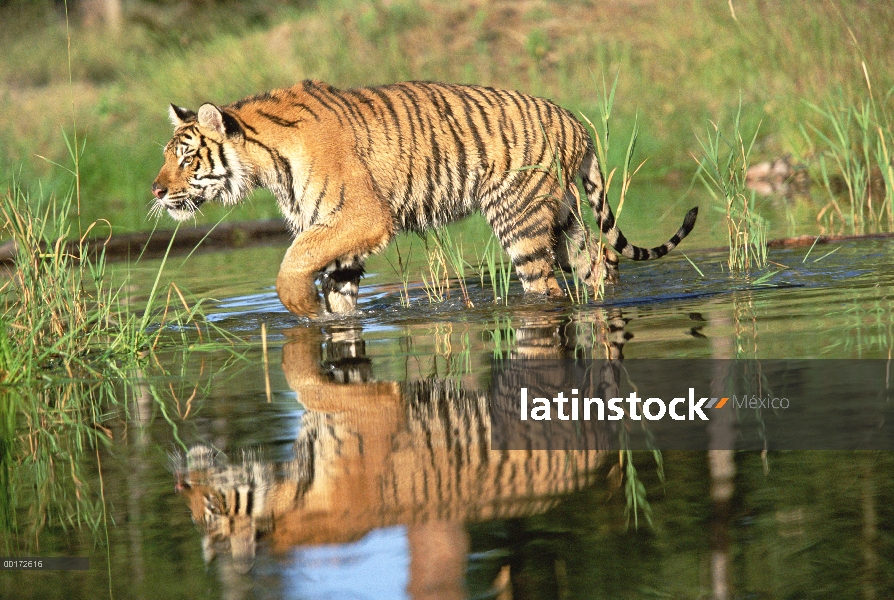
802;70;894;234
1;0;892;236
696;106;768;273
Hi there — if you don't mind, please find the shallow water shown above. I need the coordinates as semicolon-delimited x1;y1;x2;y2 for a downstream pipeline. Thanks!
3;214;894;598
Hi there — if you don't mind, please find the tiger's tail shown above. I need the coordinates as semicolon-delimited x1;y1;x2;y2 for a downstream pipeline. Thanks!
579;148;698;261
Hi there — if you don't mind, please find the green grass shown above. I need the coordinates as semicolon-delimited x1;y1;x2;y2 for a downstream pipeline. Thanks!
386;226;507;307
2;0;893;237
1;186;121;381
0;182;239;384
431;227;474;308
0;157;242;556
695;104;769;273
479;234;513;306
419;233;450;304
802;74;894;234
0;0;244;384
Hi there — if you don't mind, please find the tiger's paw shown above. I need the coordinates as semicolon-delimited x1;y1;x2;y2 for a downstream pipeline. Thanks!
320;272;360;315
276;277;323;318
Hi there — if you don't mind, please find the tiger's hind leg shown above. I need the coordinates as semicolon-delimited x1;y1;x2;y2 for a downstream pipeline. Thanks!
483;176;564;298
510;246;563;298
602;247;620;284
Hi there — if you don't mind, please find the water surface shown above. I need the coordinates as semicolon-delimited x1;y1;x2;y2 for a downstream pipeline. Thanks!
3;211;894;599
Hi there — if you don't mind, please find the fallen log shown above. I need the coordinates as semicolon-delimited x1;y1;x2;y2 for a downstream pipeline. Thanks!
0;219;292;265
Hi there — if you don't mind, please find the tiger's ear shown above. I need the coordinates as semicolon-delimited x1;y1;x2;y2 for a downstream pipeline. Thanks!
169;104;196;128
197;103;242;139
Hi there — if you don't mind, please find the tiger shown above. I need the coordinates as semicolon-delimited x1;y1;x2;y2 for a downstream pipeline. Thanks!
174;317;624;574
152;80;698;316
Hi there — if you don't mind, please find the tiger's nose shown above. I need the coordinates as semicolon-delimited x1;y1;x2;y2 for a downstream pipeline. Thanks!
151;182;167;200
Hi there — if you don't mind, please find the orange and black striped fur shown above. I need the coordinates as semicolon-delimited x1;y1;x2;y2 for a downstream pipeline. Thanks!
173;323;613;573
152;81;698;316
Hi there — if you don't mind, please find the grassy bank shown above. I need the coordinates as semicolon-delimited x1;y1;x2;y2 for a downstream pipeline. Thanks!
0;182;239;384
1;0;892;235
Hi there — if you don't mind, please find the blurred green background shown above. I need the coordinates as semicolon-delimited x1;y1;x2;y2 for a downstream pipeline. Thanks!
1;0;892;233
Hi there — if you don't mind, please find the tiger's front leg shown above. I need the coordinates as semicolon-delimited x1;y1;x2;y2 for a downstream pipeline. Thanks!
276;239;321;316
276;188;392;317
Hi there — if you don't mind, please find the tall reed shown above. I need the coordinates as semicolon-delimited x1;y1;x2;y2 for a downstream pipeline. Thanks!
479;234;512;305
0;184;230;383
0;186;113;381
579;71;650;299
431;227;473;308
695;103;768;273
803;68;894;234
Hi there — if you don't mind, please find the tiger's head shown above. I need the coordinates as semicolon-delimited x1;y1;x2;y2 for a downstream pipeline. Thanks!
172;446;273;574
152;103;250;221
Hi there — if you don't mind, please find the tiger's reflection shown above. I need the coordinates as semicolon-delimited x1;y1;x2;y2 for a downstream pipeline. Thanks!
174;310;628;592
